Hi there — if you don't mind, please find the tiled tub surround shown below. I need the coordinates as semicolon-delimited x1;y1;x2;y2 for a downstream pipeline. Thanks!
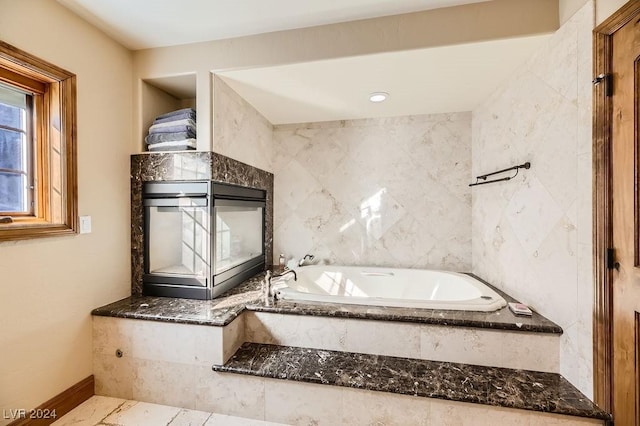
92;315;245;402
92;271;610;424
93;298;561;374
471;2;594;397
93;272;560;332
94;272;563;373
130;151;274;295
272;113;471;270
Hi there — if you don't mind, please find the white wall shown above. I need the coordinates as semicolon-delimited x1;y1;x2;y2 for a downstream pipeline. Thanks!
213;76;273;173
471;2;593;397
273;113;471;269
0;0;132;421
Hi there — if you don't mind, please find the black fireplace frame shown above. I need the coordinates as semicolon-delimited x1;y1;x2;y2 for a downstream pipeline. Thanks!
142;180;266;300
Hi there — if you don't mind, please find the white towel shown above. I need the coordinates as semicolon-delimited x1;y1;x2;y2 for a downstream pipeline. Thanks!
147;139;197;151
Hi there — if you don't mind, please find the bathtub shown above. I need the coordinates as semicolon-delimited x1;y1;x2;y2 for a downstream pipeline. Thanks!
273;265;507;312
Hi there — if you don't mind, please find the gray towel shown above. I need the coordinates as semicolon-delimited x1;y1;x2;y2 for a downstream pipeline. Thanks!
154;110;196;124
156;108;196;121
148;124;196;135
145;131;195;144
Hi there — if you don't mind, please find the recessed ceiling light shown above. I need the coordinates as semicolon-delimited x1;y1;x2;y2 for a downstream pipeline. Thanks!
369;92;389;103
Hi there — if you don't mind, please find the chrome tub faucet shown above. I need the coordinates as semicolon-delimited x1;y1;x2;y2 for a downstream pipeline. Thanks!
263;269;297;301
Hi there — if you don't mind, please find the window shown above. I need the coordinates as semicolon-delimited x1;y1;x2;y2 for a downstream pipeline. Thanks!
0;41;77;241
0;82;33;215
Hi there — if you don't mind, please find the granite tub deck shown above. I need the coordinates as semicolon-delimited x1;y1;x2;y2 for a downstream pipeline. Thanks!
214;342;610;422
92;272;562;333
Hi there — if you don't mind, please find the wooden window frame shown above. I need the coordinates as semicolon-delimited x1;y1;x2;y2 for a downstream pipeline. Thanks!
0;41;77;241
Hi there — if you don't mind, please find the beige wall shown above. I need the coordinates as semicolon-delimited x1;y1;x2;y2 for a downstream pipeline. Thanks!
564;0;628;25
596;0;629;24
132;0;558;154
0;1;132;421
559;0;590;23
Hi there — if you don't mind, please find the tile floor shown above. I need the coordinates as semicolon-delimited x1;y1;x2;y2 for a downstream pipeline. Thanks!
52;395;288;426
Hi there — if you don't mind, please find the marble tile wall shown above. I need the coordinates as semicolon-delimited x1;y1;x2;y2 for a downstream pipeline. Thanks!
244;312;560;373
92;316;245;406
471;3;594;397
272;113;472;269
213;76;274;173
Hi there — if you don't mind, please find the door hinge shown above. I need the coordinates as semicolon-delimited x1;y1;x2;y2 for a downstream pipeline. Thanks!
593;73;613;96
606;248;620;270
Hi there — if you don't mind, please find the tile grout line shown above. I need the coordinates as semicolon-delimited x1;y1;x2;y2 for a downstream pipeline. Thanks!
98;398;136;426
201;412;214;426
166;407;183;426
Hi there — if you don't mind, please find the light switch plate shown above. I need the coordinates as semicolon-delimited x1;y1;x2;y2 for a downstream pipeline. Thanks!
79;215;92;234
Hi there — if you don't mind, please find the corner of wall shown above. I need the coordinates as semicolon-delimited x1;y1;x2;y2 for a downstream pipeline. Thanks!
212;75;274;173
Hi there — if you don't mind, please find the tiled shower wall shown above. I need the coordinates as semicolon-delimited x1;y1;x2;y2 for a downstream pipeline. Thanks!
471;3;593;397
272;113;472;269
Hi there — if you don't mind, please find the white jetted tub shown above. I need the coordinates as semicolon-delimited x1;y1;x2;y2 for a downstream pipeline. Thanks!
273;265;507;312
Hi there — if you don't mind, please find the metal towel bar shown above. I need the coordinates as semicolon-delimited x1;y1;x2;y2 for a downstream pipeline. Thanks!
469;162;531;187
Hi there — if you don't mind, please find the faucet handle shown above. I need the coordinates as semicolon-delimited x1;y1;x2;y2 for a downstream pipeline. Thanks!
298;254;315;267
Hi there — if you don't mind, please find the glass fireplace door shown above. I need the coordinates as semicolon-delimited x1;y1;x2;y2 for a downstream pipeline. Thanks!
214;200;264;276
146;197;210;285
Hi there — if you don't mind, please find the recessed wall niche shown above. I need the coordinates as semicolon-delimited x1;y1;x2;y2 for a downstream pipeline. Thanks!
140;74;197;152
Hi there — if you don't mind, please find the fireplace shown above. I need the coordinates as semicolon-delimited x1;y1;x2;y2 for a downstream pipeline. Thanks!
142;180;266;300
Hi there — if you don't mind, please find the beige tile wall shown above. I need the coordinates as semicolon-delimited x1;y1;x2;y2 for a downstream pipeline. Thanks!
471;2;594;398
272;113;472;269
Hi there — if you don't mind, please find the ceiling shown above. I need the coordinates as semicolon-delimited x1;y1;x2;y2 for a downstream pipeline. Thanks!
217;34;550;125
57;0;490;50
58;0;554;124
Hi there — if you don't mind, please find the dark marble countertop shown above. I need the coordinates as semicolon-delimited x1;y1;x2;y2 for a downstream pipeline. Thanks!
92;275;264;326
214;342;610;421
92;272;562;333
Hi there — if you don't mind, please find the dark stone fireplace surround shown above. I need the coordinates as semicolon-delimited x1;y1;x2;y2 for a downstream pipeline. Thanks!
130;151;274;295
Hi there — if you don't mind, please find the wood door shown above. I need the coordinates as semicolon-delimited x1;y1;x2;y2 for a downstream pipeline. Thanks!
611;9;640;426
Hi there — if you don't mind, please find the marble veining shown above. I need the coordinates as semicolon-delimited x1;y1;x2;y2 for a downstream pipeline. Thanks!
471;2;594;397
93;272;561;334
213;342;610;421
272;112;471;270
93;275;264;326
213;76;273;174
130;151;273;295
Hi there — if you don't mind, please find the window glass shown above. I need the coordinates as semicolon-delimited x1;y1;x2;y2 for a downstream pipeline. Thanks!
0;83;29;214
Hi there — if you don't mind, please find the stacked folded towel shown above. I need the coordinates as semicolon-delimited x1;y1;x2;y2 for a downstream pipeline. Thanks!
146;108;196;151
